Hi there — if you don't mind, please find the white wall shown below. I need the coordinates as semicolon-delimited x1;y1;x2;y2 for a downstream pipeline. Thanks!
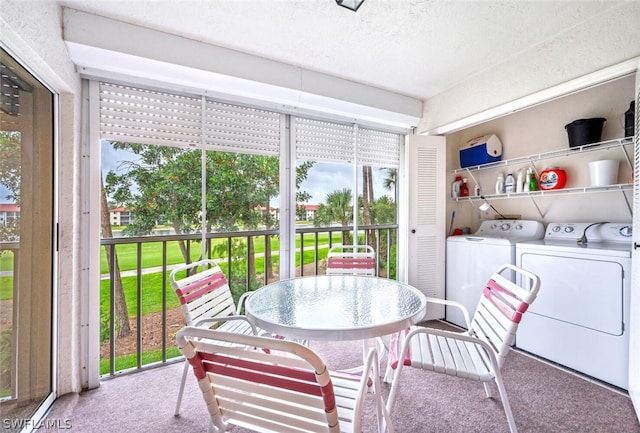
1;0;83;394
446;74;636;232
420;3;640;135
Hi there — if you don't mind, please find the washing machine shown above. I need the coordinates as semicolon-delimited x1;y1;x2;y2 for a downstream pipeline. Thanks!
445;220;545;328
515;222;632;389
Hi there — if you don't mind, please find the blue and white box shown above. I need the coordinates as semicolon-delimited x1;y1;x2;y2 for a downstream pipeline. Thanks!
459;134;502;168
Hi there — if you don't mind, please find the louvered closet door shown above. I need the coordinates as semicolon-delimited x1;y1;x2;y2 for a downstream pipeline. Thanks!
629;63;640;420
406;134;446;320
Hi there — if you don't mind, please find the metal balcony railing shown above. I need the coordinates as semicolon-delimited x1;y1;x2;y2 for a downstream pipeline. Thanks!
99;224;398;377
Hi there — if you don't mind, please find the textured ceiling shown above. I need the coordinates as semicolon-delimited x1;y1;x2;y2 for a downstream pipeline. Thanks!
57;0;627;101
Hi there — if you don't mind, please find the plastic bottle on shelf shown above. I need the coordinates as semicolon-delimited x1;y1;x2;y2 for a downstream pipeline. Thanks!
474;183;481;197
505;173;515;193
625;101;635;138
495;173;505;195
451;176;463;198
516;169;524;193
528;169;538;191
524;168;531;192
460;178;469;197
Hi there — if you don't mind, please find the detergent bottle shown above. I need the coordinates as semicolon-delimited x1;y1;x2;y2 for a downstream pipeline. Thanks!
505;173;515;193
495;173;505;194
460;178;469;197
452;176;463;198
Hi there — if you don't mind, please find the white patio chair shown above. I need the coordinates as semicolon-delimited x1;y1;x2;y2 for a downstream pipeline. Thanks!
176;326;394;433
326;244;377;276
170;259;260;417
326;244;387;369
386;264;541;433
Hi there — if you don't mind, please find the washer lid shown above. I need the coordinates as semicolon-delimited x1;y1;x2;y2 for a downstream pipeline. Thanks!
516;238;631;258
447;235;516;246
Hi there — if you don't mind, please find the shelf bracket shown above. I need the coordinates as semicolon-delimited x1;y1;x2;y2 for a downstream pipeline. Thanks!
463;167;480;192
620;143;634;179
621;187;633;218
528;195;544;219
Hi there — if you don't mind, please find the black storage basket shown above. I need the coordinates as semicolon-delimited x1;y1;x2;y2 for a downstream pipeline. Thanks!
564;118;606;148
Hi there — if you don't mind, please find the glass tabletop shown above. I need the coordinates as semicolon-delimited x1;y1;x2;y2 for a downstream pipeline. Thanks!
245;275;427;341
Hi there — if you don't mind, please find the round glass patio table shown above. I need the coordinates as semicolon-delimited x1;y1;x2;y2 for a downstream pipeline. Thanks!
245;275;427;341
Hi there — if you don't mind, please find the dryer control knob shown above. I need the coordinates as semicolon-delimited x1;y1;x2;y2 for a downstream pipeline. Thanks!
501;223;511;231
564;226;574;233
620;226;632;237
552;225;561;232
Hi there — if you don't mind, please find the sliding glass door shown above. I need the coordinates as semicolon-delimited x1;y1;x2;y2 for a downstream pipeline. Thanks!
0;47;54;431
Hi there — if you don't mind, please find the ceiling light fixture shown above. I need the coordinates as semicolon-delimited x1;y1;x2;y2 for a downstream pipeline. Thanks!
336;0;365;12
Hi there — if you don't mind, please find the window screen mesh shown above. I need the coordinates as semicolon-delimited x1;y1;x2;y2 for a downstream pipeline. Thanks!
99;81;401;163
99;82;202;148
294;117;400;167
99;82;280;155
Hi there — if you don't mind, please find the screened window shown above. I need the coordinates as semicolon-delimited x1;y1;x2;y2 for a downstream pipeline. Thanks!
95;79;403;375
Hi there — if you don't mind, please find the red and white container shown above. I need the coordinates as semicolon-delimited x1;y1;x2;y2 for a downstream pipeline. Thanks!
539;168;567;190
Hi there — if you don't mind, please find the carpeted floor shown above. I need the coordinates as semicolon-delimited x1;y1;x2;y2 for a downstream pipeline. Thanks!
46;322;640;433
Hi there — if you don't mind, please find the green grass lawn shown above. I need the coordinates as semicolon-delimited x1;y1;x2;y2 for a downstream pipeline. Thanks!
100;346;182;375
99;237;337;319
0;277;13;301
99;232;342;274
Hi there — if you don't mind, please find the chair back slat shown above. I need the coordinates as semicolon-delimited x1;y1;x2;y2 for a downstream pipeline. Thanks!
188;290;236;323
177;327;341;433
482;279;530;323
327;257;376;269
326;245;376;276
170;260;238;326
199;352;331;404
470;266;540;366
174;271;228;305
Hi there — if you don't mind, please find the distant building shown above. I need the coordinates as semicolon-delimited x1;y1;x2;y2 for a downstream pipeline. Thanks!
299;204;318;221
255;206;279;220
0;203;20;225
109;207;135;226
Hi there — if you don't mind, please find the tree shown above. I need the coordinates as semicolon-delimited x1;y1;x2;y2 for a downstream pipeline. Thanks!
105;144;202;238
0;131;21;244
382;168;398;223
100;177;131;337
295;162;314;220
361;165;376;248
104;142;313;284
0;131;20;203
314;188;353;244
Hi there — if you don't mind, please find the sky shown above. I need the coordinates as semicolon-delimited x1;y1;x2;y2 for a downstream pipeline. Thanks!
100;143;392;207
0;187;11;203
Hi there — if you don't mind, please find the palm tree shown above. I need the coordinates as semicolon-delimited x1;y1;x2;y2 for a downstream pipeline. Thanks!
382;168;397;224
314;188;353;244
362;165;376;249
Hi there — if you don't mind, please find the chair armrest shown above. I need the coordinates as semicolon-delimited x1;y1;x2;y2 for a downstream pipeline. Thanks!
236;291;254;314
424;297;472;329
192;315;258;335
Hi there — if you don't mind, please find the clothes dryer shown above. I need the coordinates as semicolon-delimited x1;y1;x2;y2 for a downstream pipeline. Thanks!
516;222;632;389
445;220;545;328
